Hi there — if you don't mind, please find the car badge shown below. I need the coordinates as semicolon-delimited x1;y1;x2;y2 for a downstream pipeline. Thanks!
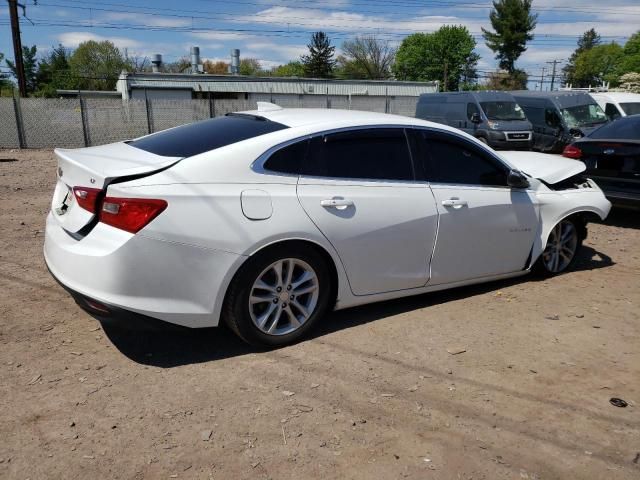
603;148;615;155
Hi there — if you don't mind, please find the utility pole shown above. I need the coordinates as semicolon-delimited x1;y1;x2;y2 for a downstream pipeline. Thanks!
443;60;448;92
8;0;27;97
540;67;546;91
546;59;562;92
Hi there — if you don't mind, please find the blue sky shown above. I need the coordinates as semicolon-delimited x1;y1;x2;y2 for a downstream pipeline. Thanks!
1;0;639;86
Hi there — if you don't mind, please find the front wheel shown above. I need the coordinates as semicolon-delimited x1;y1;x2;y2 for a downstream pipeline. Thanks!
535;218;582;275
222;245;333;347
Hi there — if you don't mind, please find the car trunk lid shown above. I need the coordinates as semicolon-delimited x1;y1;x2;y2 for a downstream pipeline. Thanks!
52;142;181;233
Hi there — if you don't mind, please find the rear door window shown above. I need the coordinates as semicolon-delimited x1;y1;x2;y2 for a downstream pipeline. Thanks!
263;139;309;174
302;128;414;181
129;114;288;158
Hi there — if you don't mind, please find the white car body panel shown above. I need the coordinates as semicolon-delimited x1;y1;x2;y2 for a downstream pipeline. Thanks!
499;150;586;184
429;185;539;285
297;179;438;295
590;92;640;117
44;108;612;329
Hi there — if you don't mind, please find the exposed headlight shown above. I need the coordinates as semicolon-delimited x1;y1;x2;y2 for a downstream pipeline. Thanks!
487;121;500;129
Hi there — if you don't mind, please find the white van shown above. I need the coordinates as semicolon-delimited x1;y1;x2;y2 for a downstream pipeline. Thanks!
590;92;640;119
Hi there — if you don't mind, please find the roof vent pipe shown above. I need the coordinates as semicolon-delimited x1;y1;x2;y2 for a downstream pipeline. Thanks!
191;46;201;74
151;54;162;73
230;49;240;75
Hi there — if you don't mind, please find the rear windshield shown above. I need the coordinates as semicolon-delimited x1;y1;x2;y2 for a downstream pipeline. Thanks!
129;114;288;157
589;116;640;139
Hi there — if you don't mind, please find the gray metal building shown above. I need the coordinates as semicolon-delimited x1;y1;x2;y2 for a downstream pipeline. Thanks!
115;72;439;105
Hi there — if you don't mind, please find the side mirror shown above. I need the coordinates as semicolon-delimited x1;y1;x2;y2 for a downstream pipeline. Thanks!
507;169;530;189
470;112;481;124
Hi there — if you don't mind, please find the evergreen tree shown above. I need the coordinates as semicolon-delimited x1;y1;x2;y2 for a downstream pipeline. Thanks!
563;29;601;86
301;32;336;78
6;45;38;94
482;0;537;73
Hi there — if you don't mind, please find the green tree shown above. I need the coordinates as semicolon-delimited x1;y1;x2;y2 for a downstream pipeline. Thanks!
0;52;13;93
563;29;601;86
68;40;131;90
393;26;478;91
6;45;38;93
271;61;304;77
482;0;537;73
339;36;395;79
35;44;73;97
616;31;640;79
239;58;262;76
573;42;624;87
301;32;336;78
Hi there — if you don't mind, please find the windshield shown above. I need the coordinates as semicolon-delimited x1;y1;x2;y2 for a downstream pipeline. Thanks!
620;102;640;116
479;101;527;121
560;103;607;128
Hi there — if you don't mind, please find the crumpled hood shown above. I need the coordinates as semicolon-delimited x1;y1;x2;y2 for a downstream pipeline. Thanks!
499;151;586;184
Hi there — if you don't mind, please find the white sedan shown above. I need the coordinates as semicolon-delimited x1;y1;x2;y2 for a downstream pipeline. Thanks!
44;104;611;346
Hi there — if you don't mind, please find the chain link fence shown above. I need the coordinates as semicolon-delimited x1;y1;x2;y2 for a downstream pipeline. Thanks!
0;95;420;149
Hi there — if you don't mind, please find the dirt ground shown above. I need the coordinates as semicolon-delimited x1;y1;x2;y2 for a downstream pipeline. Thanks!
0;148;639;480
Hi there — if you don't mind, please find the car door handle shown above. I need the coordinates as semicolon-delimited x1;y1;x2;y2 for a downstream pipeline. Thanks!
442;198;468;208
320;198;354;208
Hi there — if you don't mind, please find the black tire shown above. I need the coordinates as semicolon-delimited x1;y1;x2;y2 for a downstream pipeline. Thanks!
533;217;584;277
477;136;489;145
222;244;333;347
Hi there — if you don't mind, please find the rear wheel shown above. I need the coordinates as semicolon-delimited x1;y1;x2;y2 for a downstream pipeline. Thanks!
223;245;332;347
536;218;582;275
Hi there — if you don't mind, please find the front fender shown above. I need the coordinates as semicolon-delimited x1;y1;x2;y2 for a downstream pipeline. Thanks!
531;185;611;266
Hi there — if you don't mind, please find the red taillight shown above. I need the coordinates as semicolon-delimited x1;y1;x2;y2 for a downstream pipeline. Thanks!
99;197;167;234
562;144;582;159
72;187;101;213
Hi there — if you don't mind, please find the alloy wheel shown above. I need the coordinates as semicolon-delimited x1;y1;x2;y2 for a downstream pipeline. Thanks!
248;258;320;336
542;220;578;273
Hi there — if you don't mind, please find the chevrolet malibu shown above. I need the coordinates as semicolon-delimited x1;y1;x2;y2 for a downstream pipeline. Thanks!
44;104;611;346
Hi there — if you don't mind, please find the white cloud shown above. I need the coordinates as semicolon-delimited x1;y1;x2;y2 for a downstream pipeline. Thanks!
190;31;254;41
101;12;191;28
57;32;143;49
243;42;307;60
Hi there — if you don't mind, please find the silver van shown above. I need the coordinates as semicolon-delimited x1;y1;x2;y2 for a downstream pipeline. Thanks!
415;91;533;150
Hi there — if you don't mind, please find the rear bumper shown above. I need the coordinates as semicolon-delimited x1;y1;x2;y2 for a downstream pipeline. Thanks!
47;264;187;331
44;212;244;328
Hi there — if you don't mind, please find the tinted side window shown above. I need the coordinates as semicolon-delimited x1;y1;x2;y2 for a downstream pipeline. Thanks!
545;109;561;128
303;129;413;181
467;102;480;120
520;105;543;125
263;139;309;174
410;130;508;186
605;103;621;120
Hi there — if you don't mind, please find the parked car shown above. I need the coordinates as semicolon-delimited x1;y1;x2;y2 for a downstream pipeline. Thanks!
45;105;611;347
511;91;608;153
415;91;533;149
590;92;640;120
563;114;640;207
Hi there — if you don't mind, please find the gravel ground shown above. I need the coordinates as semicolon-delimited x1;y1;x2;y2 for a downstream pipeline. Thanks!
1;149;639;480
